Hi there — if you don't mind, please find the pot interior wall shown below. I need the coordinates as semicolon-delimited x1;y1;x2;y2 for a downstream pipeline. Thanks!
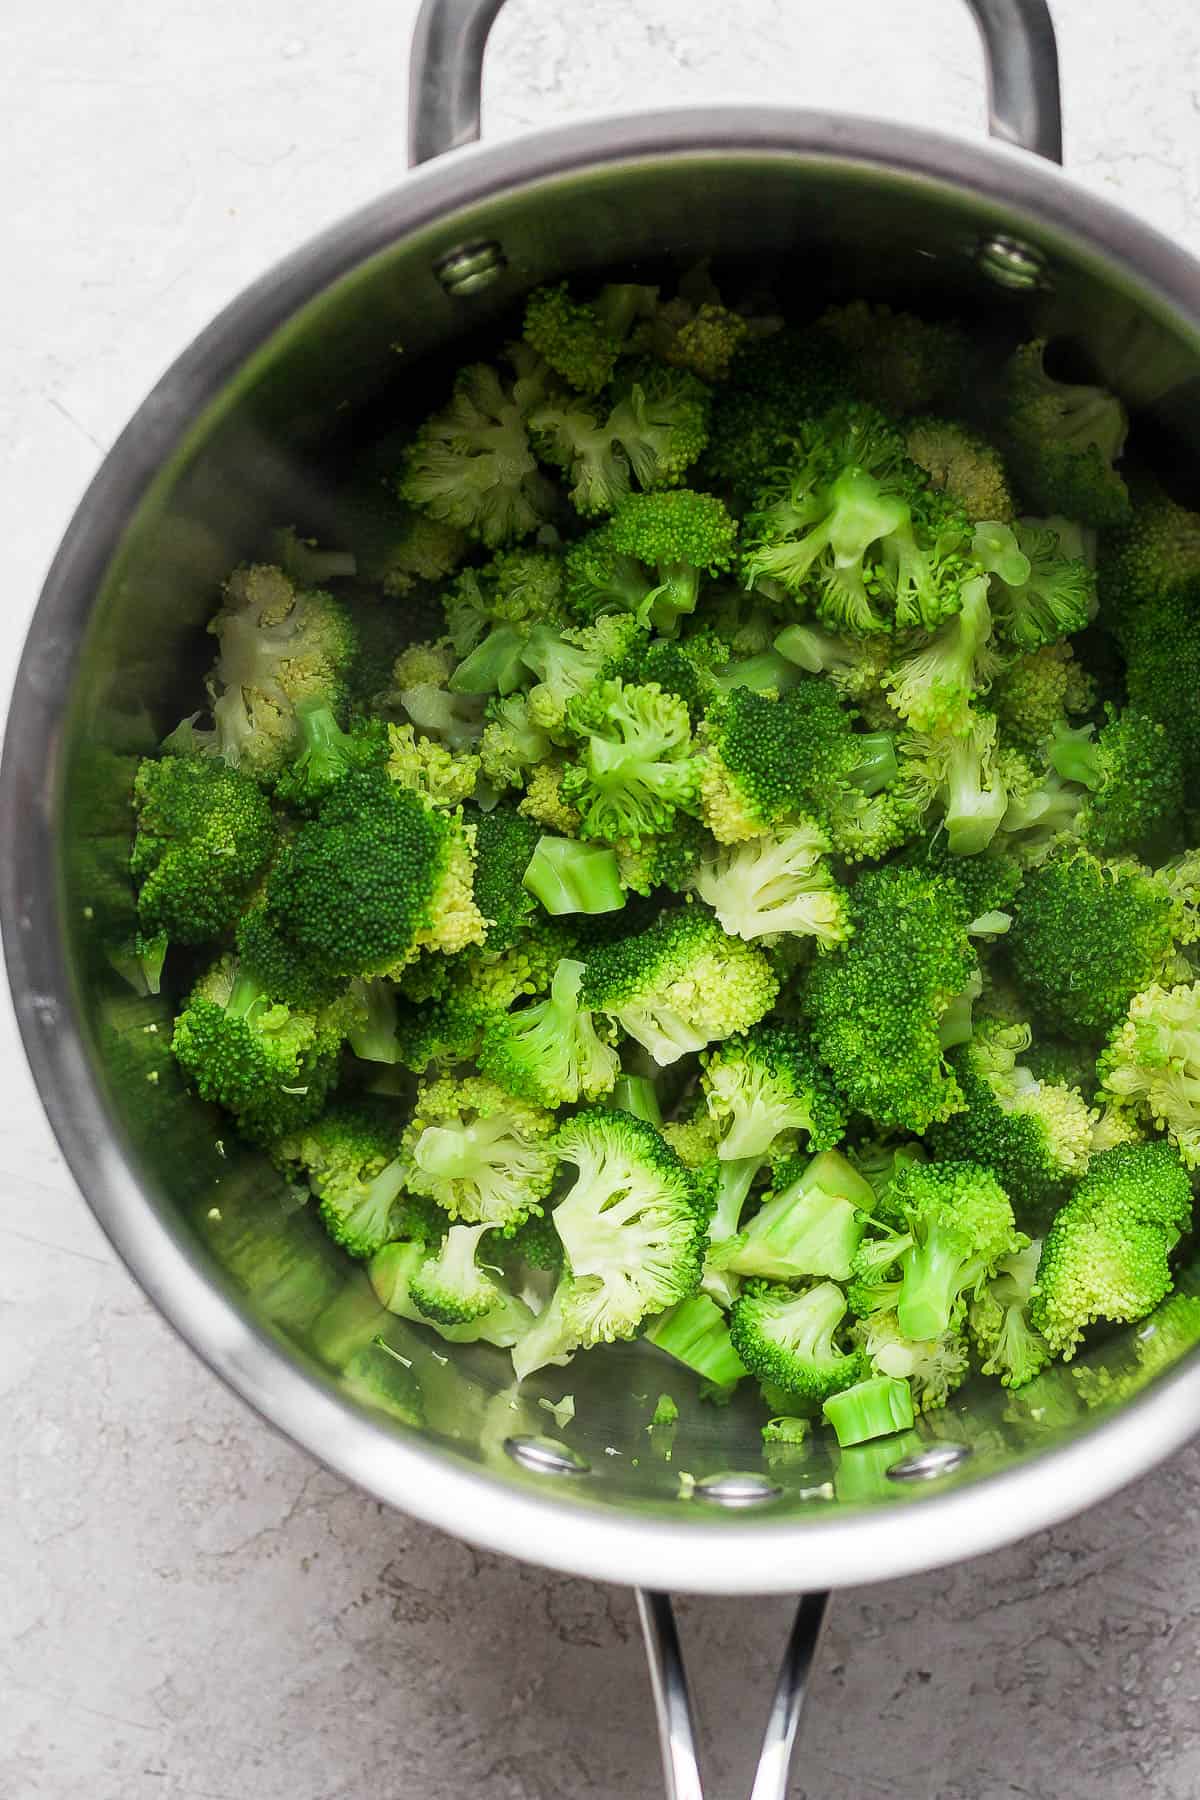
58;148;1200;1530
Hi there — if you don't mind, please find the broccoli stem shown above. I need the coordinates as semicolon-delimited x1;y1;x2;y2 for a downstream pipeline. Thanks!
710;1156;761;1242
448;625;528;696
1048;722;1101;790
523;835;626;916
847;733;900;796
823;1374;915;1446
896;1234;967;1341
647;563;701;635
348;978;401;1064
645;1293;747;1388
612;1073;663;1125
713;651;802;696
226;969;270;1023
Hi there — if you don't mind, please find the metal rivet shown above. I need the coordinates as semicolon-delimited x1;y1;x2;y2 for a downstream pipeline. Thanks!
504;1434;590;1476
974;233;1049;291
886;1442;973;1483
694;1470;783;1508
434;240;507;297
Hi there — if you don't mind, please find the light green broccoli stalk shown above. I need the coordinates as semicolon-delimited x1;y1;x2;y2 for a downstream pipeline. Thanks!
822;1374;915;1446
715;1150;875;1283
644;1293;748;1391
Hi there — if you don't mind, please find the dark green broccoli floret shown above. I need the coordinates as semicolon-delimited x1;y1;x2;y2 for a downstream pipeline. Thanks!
1004;340;1131;528
729;1280;867;1409
563;491;737;634
702;326;850;492
523;282;626;394
274;702;388;809
580;906;779;1065
264;767;484;984
532;363;711;516
172;955;345;1145
1048;707;1185;857
615;812;710;899
697;677;877;845
894;833;1024;934
1029;1141;1192;1357
1122;577;1200;786
408;1222;534;1343
1008;848;1182;1038
982;519;1097;652
817;302;971;415
805;866;977;1133
131;753;276;948
470;803;542;950
1097;491;1200;645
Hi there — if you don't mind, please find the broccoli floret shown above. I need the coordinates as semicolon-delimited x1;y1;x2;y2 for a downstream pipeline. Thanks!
729;1280;867;1409
532;363;711;517
822;1373;916;1446
699;1025;846;1162
1097;491;1200;642
399;347;559;546
615;812;710;898
993;641;1096;751
563;491;736;634
551;1109;707;1342
984;520;1097;652
817;302;970;415
1048;708;1184;858
470;804;542;949
518;760;584;835
851;1310;969;1414
894;833;1024;934
264;767;484;983
519;614;646;734
605;631;728;718
523;282;628;394
702;327;850;492
968;1240;1051;1387
479;957;620;1106
274;701;393;810
559;679;701;846
697;677;874;844
1008;848;1182;1038
878;1158;1025;1341
1004;340;1131;528
386;642;489;754
400;1074;558;1232
882;574;1003;734
1122;578;1200;785
198;565;357;778
1029;1141;1192;1358
693;819;851;946
478;694;553;791
845;1227;913;1320
905;418;1014;522
930;1018;1095;1230
130;754;276;948
523;834;626;916
274;1100;413;1259
805;865;976;1133
742;405;973;636
645;1292;748;1389
172;955;345;1145
580;906;779;1065
1098;981;1200;1167
716;1150;874;1282
408;1222;534;1343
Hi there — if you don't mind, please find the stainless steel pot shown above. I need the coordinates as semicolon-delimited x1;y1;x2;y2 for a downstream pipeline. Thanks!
7;1;1200;1791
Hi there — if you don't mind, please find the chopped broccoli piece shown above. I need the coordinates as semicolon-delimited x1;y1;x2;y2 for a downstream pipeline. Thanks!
694;819;851;946
1098;981;1200;1167
274;1100;412;1259
700;1025;846;1162
968;1240;1051;1388
817;302;970;415
879;1157;1025;1342
523;834;626;916
131;754;276;948
905;417;1014;522
822;1373;916;1446
1048;707;1184;858
1004;340;1131;528
610;1072;663;1126
581;906;779;1064
729;1280;867;1409
401;1074;558;1232
560;679;701;846
716;1150;874;1282
645;1293;748;1389
479;957;620;1106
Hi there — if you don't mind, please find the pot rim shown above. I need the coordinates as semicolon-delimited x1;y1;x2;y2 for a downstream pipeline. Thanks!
7;103;1200;1594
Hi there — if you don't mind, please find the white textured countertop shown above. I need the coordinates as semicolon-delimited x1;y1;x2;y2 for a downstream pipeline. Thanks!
6;3;1200;1795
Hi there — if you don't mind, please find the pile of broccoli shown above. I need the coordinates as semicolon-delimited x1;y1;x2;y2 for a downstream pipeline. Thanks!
124;268;1200;1453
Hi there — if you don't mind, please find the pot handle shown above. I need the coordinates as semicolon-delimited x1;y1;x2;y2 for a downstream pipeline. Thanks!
635;1588;830;1800
407;0;1063;168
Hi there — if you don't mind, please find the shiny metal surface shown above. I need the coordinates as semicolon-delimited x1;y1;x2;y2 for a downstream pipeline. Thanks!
6;93;1200;1596
747;1593;831;1800
407;0;1063;168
